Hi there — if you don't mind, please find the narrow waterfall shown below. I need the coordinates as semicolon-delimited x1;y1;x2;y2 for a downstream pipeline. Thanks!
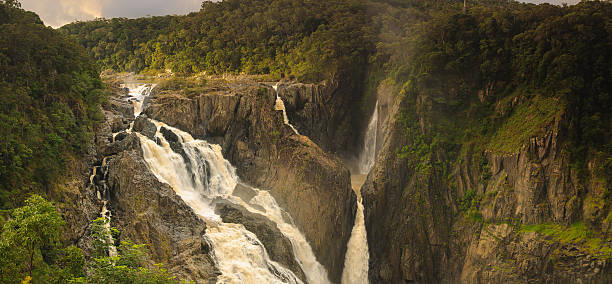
358;101;378;174
342;101;378;284
88;161;117;257
273;84;299;135
138;119;330;283
87;83;155;257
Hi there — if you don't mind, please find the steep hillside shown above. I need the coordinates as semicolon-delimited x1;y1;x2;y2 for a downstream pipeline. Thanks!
0;1;105;209
362;1;612;282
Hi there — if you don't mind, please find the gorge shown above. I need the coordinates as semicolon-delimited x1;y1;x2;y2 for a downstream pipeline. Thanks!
1;0;611;283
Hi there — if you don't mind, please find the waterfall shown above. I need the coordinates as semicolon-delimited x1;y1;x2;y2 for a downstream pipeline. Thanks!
341;191;368;284
88;160;117;257
358;101;378;174
341;101;378;284
273;84;299;135
121;83;156;117
138;119;330;283
86;83;155;258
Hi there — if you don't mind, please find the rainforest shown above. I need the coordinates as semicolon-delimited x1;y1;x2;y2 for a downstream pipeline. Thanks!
0;0;611;283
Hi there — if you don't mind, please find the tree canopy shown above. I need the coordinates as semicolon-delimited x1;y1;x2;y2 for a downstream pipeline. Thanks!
0;1;106;208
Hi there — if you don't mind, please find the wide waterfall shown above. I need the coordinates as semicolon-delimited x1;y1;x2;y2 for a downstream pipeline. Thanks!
341;101;378;284
138;119;330;283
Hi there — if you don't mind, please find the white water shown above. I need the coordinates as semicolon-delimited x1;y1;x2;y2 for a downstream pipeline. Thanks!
138;119;329;283
341;101;378;284
100;200;117;257
273;84;299;135
121;83;156;117
358;101;378;174
89;162;117;257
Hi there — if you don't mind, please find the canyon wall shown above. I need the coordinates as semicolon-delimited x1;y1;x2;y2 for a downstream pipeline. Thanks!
144;82;356;283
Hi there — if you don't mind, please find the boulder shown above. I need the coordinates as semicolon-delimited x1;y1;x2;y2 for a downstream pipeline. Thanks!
133;115;157;140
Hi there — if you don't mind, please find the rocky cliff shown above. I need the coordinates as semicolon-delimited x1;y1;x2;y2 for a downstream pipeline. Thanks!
106;134;219;282
58;81;219;282
362;83;612;283
275;81;360;158
144;80;356;283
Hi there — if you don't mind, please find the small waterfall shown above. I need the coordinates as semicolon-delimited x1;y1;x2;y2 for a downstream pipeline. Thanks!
342;101;378;284
273;84;299;135
88;159;116;257
138;119;329;283
86;83;155;258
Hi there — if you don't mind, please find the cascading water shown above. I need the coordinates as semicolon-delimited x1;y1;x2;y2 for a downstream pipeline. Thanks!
88;161;117;257
121;83;156;117
358;101;378;174
273;84;299;135
138;119;330;283
341;101;378;284
87;83;156;257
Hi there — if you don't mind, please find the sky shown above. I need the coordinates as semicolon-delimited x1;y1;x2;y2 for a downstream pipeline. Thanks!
21;0;581;28
20;0;204;28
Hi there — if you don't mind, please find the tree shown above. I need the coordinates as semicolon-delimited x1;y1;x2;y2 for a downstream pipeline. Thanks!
0;194;64;281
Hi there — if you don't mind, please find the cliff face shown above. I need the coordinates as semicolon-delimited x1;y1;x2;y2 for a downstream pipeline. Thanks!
458;121;612;283
362;95;457;283
275;81;359;157
144;82;356;283
363;87;612;283
58;83;219;282
106;135;219;282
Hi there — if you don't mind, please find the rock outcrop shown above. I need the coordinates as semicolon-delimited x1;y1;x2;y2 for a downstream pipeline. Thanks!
106;134;218;282
57;80;219;282
144;82;355;283
275;82;358;157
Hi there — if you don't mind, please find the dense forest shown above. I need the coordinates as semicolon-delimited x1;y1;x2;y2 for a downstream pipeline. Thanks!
0;2;177;282
0;0;105;208
60;0;375;82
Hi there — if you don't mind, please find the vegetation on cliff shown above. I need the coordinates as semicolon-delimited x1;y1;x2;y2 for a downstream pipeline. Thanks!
376;0;611;275
0;1;106;209
0;195;176;283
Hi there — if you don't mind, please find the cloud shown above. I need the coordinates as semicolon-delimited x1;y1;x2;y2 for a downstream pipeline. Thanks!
20;0;581;28
19;0;203;28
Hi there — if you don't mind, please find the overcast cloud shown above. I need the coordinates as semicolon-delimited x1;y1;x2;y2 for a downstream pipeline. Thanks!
20;0;203;28
20;0;581;29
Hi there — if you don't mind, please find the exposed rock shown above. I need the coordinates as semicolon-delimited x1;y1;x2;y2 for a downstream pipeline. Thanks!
133;115;157;140
362;85;612;283
214;200;307;282
107;136;219;282
276;81;359;157
144;83;355;283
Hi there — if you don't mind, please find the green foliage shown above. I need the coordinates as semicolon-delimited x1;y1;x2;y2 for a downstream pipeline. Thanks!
522;222;612;259
488;95;564;154
0;194;81;283
90;217;115;258
60;0;373;82
0;2;106;208
0;195;178;283
75;241;175;284
157;77;207;97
